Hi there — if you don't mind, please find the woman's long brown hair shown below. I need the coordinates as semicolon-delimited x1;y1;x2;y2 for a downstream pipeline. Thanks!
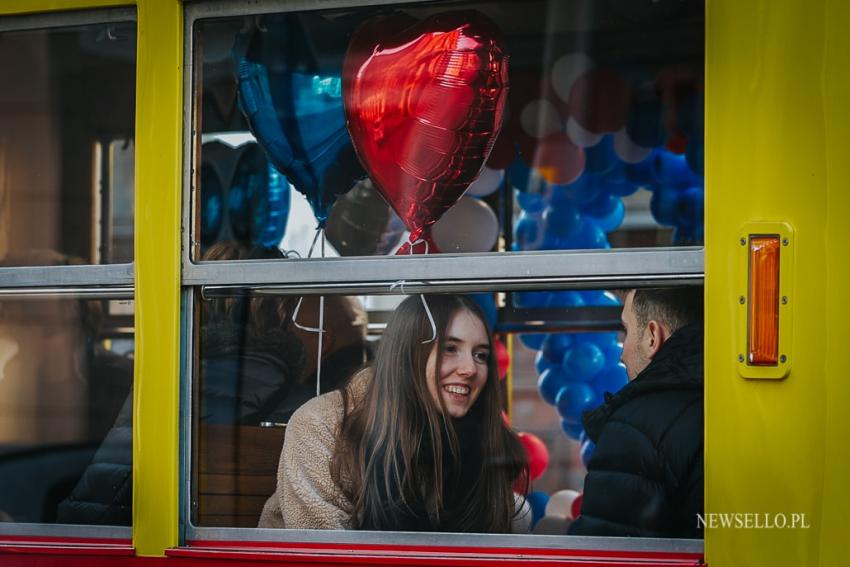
331;294;528;532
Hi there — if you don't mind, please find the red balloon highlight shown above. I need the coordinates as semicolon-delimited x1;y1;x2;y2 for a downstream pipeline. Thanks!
344;12;509;245
517;431;550;481
501;410;511;427
495;337;510;380
571;492;583;519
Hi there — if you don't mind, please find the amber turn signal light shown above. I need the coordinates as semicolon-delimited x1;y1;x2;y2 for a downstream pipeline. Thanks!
747;236;780;365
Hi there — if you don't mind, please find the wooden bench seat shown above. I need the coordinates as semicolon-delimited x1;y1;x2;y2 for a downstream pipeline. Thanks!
196;424;285;527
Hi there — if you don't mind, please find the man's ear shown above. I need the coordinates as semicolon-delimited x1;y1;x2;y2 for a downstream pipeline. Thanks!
645;320;669;359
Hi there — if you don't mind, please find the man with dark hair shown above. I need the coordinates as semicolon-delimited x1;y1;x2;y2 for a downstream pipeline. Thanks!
568;286;704;538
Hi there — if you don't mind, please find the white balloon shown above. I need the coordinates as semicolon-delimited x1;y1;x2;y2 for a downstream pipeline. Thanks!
614;128;652;163
551;53;595;103
466;167;505;197
520;99;562;139
431;197;499;253
545;489;580;520
566;116;603;148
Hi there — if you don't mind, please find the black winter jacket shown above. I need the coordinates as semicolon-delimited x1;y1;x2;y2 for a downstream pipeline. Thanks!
568;322;704;538
56;330;304;525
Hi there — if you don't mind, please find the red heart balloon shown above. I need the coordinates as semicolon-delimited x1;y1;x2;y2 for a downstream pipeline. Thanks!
344;11;509;248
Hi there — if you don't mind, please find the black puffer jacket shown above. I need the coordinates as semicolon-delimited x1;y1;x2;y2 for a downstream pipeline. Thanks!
568;322;704;538
57;325;306;525
56;394;133;525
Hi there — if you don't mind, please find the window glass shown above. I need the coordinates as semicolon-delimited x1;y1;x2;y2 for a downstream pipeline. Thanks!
193;1;704;261
0;20;136;266
191;287;629;533
0;297;134;525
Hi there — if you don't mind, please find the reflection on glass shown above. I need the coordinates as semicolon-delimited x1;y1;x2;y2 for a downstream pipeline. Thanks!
0;20;136;266
194;1;704;260
191;289;633;533
0;297;134;525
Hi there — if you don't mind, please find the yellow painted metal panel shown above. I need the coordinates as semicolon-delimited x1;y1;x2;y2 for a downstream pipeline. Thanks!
706;0;850;565
0;0;131;15
133;0;182;556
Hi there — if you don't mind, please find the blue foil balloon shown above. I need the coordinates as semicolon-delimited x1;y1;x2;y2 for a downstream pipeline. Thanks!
228;144;291;247
200;163;224;247
235;16;365;226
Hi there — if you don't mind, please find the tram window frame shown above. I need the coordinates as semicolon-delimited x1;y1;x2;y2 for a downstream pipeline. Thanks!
180;0;705;558
0;6;137;540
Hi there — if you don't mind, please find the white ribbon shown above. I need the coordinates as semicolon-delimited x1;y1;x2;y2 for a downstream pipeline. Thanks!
291;226;326;396
391;237;437;344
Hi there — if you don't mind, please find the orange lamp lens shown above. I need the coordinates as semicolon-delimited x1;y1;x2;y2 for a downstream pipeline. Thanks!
748;236;780;365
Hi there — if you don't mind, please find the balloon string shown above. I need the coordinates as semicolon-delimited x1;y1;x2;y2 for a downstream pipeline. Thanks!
306;226;323;258
292;226;326;396
390;238;437;344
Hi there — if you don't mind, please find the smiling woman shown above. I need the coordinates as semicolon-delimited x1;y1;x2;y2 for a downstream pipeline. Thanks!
258;294;529;533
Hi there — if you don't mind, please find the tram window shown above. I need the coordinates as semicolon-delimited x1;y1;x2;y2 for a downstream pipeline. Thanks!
192;0;704;262
0;18;136;267
0;296;135;525
190;287;702;539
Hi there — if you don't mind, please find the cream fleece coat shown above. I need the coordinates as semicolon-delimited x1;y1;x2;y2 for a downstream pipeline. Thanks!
258;376;361;529
258;372;531;532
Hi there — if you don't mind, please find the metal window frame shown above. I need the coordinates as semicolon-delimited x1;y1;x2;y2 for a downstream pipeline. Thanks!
0;6;137;540
0;523;131;539
0;6;135;33
181;0;705;556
